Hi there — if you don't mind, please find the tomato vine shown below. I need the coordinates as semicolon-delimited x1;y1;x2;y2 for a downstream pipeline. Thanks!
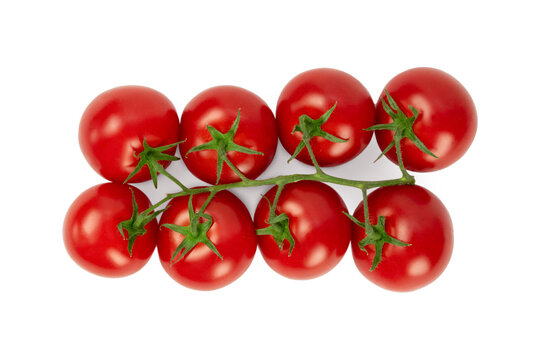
124;92;430;272
67;67;475;290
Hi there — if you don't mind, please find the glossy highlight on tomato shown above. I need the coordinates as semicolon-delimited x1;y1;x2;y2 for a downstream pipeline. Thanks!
179;86;277;184
79;85;181;183
254;181;351;280
276;68;375;166
158;190;257;290
375;67;477;172
63;183;158;277
351;185;453;292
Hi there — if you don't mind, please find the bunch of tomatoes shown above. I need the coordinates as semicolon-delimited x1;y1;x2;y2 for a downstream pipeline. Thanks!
63;67;477;292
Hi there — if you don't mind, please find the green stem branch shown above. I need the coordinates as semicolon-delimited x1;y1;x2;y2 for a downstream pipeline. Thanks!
362;187;373;233
143;169;415;215
198;190;216;214
155;163;188;191
270;183;285;218
303;135;324;175
393;133;413;182
190;190;216;234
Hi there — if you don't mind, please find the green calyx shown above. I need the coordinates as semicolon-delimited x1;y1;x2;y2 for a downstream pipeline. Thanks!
118;189;166;256
124;138;184;188
344;212;410;271
288;102;347;163
185;109;263;184
161;195;222;265
256;196;295;256
367;90;437;162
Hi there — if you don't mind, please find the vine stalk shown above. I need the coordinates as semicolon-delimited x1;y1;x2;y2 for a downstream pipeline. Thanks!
143;153;414;217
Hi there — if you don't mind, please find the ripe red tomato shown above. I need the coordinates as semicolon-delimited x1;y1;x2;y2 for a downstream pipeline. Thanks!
375;67;477;171
276;68;375;166
63;183;158;277
179;86;277;184
158;190;257;290
79;86;180;183
254;181;351;280
351;185;453;292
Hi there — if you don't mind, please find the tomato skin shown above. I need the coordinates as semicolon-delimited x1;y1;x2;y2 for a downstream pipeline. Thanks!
158;190;257;290
63;183;158;278
179;86;278;184
276;68;375;166
79;86;180;183
254;181;351;280
351;185;453;292
375;67;477;172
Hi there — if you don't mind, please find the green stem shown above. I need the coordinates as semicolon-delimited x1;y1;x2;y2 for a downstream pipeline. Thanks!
190;190;216;234
269;183;285;219
361;188;373;233
142;169;415;216
155;163;188;191
142;195;172;216
198;190;216;214
393;133;413;182
303;135;324;175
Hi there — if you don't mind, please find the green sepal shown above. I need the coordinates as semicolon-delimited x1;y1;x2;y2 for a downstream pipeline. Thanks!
161;195;222;264
345;213;410;271
256;215;295;256
366;90;438;162
288;102;347;163
117;189;166;256
185;109;263;184
255;196;295;256
124;138;185;188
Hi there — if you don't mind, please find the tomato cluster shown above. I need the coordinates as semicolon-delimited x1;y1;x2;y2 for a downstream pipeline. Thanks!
64;67;476;292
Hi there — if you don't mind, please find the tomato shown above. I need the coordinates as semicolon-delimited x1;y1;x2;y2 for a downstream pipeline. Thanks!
63;183;158;277
351;185;453;292
79;86;181;183
276;68;375;167
375;67;477;172
158;190;257;290
254;181;350;280
179;86;277;184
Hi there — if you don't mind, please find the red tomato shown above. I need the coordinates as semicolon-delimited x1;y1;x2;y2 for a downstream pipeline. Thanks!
276;68;375;166
79;86;181;183
254;181;351;280
351;185;453;292
158;190;257;290
375;67;477;171
179;86;277;184
63;183;158;277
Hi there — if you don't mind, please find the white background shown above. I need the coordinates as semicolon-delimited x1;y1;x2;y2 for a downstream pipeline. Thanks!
1;1;538;359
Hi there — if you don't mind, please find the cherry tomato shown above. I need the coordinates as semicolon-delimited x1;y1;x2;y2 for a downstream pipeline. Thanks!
254;181;351;280
276;68;375;166
79;86;181;183
63;183;158;277
375;67;477;171
158;190;257;290
179;86;277;184
351;185;453;292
